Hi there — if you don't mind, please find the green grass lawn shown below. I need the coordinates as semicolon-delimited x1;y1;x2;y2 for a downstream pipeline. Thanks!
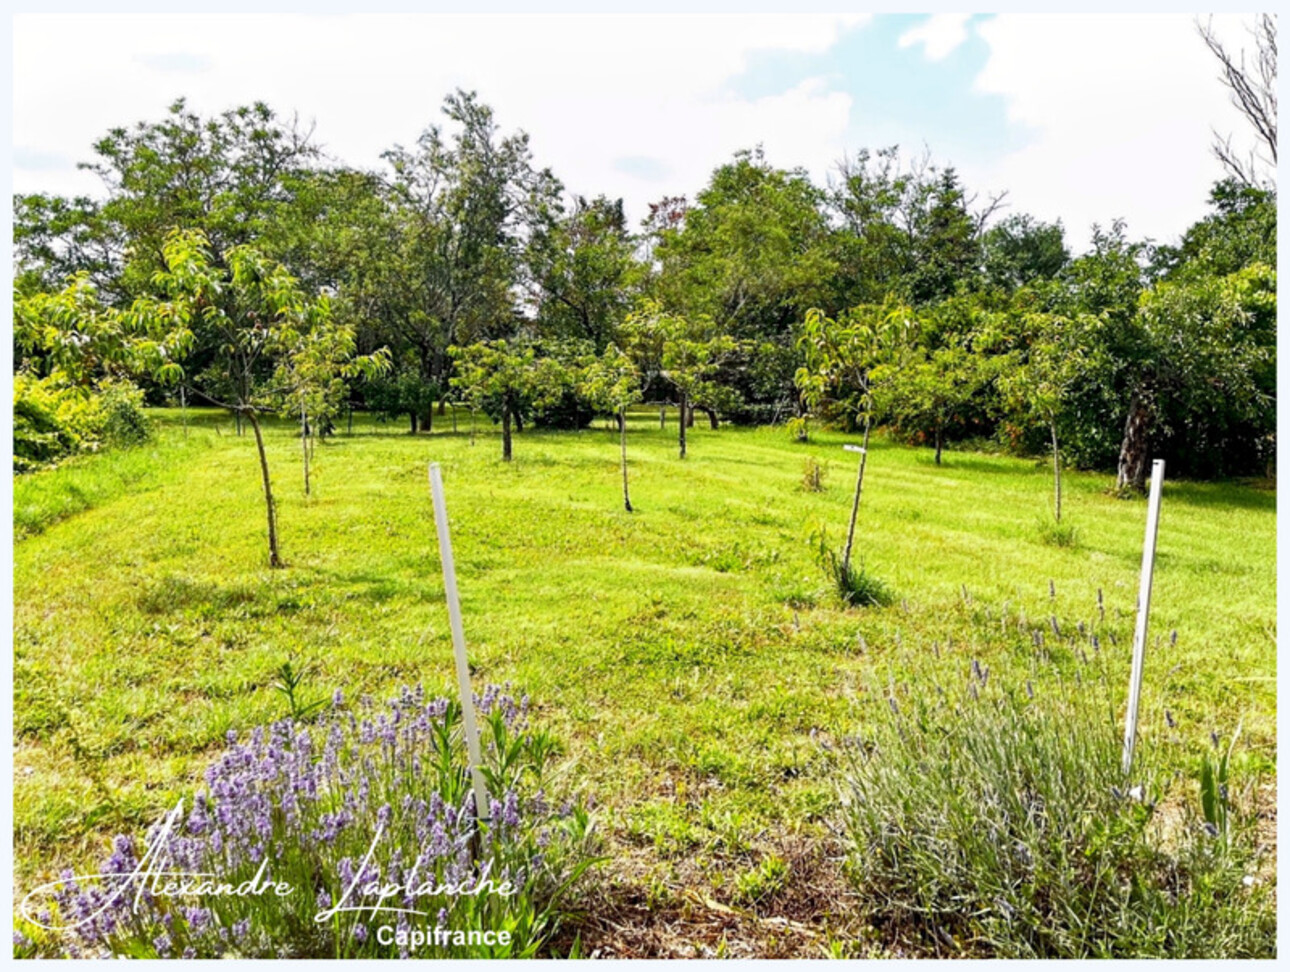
12;407;1276;954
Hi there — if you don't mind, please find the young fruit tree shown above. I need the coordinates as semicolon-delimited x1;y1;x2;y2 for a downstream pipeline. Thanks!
274;312;391;496
876;341;987;466
795;302;911;576
128;228;380;568
449;340;571;461
622;299;736;459
579;344;643;511
996;313;1094;524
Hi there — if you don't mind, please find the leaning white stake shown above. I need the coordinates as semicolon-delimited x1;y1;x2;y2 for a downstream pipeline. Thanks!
429;462;491;822
1122;458;1165;776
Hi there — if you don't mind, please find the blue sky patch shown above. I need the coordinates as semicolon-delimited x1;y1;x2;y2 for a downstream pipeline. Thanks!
612;155;672;182
727;14;1035;173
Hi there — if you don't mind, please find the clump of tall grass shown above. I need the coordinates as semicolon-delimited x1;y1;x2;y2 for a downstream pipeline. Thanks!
811;528;893;608
1036;515;1079;548
841;664;1273;958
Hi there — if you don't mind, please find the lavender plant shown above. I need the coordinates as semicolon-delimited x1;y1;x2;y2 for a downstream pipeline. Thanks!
840;662;1273;958
17;684;597;959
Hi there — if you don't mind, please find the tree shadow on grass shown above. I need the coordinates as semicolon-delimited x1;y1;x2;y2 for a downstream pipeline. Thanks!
1165;479;1276;515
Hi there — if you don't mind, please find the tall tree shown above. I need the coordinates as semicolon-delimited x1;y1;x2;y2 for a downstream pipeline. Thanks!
377;91;561;428
527;195;642;350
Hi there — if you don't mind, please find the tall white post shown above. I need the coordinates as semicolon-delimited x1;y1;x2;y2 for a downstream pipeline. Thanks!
1122;458;1165;776
428;462;491;822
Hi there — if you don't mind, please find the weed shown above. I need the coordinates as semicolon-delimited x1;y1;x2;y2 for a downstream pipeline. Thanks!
271;658;327;722
1037;516;1079;548
800;456;828;492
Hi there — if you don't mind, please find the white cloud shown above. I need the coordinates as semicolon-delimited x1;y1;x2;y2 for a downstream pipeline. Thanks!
899;13;972;62
965;13;1260;250
12;13;866;225
11;13;1263;252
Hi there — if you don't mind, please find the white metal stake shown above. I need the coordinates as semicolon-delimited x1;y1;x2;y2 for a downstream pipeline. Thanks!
428;462;491;822
1122;458;1165;776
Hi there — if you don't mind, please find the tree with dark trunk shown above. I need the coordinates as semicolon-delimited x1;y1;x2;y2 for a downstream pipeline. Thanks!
450;339;571;462
1116;392;1154;493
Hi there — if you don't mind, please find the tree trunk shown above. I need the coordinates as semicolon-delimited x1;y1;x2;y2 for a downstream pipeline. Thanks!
180;386;188;440
620;405;633;512
347;405;353;436
841;413;872;576
422;404;433;433
409;411;418;434
659;406;666;430
678;390;688;459
934;426;943;466
246;410;284;569
514;411;523;433
300;401;310;497
1116;393;1152;493
438;398;447;416
1050;419;1062;523
685;404;696;428
502;406;513;461
703;407;718;430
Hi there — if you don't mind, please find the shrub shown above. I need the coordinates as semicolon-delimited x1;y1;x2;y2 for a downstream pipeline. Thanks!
800;457;827;492
18;685;597;959
13;374;80;472
840;665;1274;958
13;374;150;473
786;415;810;443
97;379;151;448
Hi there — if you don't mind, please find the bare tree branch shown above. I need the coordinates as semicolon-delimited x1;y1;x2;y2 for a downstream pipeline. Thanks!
1198;14;1277;187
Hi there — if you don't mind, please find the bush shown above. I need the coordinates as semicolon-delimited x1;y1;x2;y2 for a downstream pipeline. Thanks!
97;379;151;448
13;374;80;472
841;666;1274;958
13;374;150;473
528;387;596;430
800;457;827;492
17;685;597;959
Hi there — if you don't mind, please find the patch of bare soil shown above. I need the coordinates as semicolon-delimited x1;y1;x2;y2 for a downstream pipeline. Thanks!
551;831;881;959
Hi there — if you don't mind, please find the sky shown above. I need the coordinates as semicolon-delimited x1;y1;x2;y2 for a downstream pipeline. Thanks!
10;11;1264;253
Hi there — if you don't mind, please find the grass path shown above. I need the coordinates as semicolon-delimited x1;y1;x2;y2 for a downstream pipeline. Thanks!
12;408;1276;953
